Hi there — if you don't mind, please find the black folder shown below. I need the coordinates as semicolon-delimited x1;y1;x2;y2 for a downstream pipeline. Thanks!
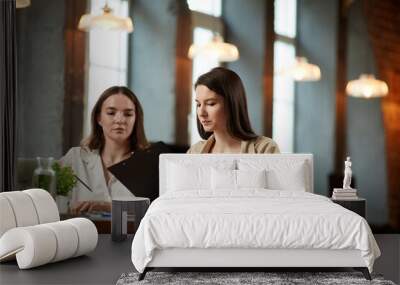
107;142;172;202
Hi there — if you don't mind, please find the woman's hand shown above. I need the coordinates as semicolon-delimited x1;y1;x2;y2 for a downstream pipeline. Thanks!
70;201;111;215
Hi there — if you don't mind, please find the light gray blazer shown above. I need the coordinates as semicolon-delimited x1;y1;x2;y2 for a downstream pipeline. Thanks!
60;147;134;207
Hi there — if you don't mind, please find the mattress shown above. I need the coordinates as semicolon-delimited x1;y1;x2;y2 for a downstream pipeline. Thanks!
131;190;380;273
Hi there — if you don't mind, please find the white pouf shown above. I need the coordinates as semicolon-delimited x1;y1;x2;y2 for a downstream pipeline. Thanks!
0;189;98;269
0;219;98;269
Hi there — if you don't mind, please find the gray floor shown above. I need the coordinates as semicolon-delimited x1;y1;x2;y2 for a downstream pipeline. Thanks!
0;234;399;285
373;234;400;284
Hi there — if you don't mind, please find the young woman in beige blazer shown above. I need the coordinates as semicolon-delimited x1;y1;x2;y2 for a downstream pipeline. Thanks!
188;67;280;154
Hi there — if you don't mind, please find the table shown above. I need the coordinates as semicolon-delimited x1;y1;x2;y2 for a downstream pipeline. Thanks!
111;197;150;241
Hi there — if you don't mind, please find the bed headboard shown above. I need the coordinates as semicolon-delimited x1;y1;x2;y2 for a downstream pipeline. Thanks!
159;154;314;195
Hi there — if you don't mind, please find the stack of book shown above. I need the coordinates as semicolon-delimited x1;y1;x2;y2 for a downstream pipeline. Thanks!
332;188;358;200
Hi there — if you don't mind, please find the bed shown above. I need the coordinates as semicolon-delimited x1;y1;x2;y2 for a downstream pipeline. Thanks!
131;154;380;280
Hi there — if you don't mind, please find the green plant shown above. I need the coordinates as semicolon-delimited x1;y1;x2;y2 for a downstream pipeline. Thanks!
52;162;77;196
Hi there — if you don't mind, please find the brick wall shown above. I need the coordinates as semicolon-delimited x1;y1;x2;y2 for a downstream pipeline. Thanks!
364;0;400;229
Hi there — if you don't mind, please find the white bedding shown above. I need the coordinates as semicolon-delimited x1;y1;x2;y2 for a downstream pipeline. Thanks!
131;190;380;273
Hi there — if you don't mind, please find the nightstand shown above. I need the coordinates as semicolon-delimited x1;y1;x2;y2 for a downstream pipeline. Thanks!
111;197;150;241
331;197;366;218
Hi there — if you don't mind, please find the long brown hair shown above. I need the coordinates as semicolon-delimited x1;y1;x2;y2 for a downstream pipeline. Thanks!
82;86;149;151
194;67;257;140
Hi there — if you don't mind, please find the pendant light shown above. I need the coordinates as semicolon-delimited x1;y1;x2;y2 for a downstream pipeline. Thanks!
281;57;321;81
78;2;133;33
188;34;239;62
346;74;388;98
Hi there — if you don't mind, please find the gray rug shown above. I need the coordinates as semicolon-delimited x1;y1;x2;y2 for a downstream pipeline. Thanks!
116;271;396;285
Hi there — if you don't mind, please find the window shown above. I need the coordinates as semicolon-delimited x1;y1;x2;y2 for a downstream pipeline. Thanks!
83;0;130;137
187;0;223;145
187;0;222;17
274;0;296;38
272;0;297;153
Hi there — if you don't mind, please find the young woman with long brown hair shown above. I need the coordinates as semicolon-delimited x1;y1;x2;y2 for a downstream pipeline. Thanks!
61;86;149;214
188;67;280;154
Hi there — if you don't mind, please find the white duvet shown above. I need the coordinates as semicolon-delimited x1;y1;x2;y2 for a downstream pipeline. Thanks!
131;190;380;273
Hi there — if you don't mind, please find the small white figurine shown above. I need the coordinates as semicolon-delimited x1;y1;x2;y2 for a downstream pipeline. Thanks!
343;156;352;189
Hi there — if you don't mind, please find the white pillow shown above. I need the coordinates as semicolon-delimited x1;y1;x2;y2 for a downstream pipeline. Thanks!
211;168;236;190
166;160;235;192
211;168;267;190
237;169;267;189
266;167;306;191
238;159;308;191
167;163;210;191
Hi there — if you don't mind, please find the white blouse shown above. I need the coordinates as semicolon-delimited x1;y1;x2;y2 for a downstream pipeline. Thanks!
60;147;134;207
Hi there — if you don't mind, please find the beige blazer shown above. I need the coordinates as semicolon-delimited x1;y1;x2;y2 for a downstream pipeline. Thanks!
60;147;134;207
187;135;280;154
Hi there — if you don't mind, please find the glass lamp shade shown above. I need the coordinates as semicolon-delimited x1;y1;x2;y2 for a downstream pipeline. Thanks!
288;57;321;81
16;0;31;8
346;74;388;98
78;5;133;33
188;35;239;62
